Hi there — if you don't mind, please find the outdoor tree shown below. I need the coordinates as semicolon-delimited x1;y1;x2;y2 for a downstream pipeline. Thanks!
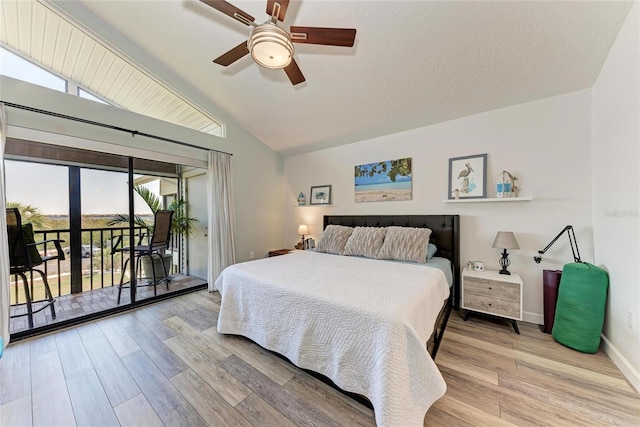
354;158;411;182
6;202;48;228
108;185;198;236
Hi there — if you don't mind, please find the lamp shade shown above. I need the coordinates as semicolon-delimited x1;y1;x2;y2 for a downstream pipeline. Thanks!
492;231;519;249
248;23;294;69
297;225;309;235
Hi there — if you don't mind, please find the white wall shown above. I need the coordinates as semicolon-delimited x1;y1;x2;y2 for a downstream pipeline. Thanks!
1;76;285;262
592;3;640;391
284;90;594;324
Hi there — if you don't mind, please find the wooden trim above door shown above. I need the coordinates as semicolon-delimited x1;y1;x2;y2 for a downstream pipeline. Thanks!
6;138;178;175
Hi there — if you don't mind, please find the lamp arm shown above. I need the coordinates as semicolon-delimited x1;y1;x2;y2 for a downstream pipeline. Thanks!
534;225;581;264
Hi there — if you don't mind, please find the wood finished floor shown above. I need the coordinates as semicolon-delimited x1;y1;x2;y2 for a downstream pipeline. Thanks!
1;289;638;426
9;274;206;334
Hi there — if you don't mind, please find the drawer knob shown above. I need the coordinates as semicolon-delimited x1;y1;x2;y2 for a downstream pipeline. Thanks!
489;287;492;290
488;303;492;306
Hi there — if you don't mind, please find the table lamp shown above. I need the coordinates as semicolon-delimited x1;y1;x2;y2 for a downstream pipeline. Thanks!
492;231;519;275
298;224;309;250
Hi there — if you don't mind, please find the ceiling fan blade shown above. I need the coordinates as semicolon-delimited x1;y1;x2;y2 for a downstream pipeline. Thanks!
290;26;356;47
284;59;305;85
213;41;249;66
266;0;289;22
200;0;255;26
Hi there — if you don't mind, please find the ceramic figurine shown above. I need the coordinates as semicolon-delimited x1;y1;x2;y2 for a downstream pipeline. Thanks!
497;170;515;198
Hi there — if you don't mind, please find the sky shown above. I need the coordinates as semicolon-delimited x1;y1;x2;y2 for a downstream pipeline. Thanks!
0;48;66;92
5;160;157;216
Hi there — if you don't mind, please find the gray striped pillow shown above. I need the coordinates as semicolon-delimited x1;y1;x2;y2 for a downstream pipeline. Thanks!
343;227;387;259
377;226;432;263
315;225;354;255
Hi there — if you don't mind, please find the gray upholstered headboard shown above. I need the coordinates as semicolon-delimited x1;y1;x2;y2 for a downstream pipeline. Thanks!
323;215;461;309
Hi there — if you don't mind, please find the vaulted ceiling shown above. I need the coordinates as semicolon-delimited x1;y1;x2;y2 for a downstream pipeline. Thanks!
7;1;636;155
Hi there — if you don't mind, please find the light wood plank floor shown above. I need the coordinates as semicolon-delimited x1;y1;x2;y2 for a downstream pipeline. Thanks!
1;289;638;426
9;274;206;334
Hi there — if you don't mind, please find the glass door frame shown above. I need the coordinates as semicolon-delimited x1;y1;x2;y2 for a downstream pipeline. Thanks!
8;149;205;341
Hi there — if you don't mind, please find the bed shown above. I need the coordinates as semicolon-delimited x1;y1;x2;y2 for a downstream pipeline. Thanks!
215;215;460;426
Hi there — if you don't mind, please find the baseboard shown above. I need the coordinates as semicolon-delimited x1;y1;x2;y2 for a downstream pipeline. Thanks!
601;334;640;393
523;311;543;325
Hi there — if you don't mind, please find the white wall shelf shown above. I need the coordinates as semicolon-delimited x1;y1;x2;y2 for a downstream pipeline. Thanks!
443;196;533;203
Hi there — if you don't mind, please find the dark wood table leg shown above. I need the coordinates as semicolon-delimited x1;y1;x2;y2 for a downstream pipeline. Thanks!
463;310;470;321
512;320;520;334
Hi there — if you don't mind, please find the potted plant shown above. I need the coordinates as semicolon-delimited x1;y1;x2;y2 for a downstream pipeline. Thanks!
109;185;198;279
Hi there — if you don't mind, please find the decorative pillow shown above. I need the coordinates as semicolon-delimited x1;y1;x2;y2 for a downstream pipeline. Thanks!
315;225;354;255
377;226;432;263
343;227;387;259
427;243;437;259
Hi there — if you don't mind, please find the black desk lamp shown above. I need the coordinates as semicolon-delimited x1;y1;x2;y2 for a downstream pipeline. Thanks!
534;225;581;264
492;231;520;275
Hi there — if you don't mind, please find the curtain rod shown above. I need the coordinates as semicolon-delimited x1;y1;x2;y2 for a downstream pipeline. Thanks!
1;101;232;156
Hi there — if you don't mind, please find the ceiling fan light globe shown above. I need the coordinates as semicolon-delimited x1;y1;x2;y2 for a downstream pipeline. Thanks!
248;23;294;69
251;42;292;68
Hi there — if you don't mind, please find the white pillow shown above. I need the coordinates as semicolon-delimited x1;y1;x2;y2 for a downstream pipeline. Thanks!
315;225;354;255
343;227;387;259
377;226;432;263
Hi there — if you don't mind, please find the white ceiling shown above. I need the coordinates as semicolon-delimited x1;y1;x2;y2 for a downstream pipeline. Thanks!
49;1;632;156
1;0;224;136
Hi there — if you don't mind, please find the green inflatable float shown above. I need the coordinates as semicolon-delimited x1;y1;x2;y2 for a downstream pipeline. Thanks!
535;226;609;354
552;262;609;353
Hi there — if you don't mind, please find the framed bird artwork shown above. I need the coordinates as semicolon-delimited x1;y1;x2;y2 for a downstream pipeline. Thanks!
448;153;487;199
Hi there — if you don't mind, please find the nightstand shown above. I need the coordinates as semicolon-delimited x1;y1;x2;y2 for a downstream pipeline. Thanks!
268;249;291;257
461;267;523;334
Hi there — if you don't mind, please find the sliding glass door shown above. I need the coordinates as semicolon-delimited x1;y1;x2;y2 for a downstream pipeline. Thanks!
5;139;207;338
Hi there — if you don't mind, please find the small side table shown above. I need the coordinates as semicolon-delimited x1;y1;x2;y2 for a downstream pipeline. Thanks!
268;249;291;257
461;267;523;334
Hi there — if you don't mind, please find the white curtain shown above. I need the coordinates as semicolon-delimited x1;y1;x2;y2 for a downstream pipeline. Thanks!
0;103;10;354
207;150;236;291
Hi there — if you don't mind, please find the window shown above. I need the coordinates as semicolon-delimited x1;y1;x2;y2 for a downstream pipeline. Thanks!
0;47;66;93
78;88;109;105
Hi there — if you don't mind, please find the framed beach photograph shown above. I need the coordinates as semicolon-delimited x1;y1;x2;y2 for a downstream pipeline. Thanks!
354;158;412;203
448;153;487;199
310;185;332;205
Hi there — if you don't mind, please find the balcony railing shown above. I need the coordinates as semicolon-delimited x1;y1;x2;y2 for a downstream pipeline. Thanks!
10;226;176;305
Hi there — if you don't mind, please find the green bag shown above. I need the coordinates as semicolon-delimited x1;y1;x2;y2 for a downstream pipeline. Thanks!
552;262;609;353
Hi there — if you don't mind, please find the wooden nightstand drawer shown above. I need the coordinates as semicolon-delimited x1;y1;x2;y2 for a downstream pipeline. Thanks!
461;268;523;332
464;277;520;300
463;293;521;319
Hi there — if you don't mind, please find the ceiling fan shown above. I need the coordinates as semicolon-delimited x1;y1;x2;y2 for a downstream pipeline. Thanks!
200;0;357;85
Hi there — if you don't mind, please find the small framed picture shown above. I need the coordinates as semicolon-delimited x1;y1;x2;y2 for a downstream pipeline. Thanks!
304;238;315;250
448;154;487;199
310;185;332;205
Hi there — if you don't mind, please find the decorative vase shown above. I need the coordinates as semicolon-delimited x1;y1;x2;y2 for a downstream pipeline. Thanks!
297;192;305;205
497;171;514;198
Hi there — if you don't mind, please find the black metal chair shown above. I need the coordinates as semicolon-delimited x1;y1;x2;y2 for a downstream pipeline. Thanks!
114;210;174;304
6;208;64;329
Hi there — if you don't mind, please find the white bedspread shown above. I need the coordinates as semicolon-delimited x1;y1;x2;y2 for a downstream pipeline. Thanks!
214;251;449;427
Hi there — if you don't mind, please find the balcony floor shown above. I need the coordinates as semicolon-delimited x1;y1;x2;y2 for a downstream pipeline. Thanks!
9;274;207;335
